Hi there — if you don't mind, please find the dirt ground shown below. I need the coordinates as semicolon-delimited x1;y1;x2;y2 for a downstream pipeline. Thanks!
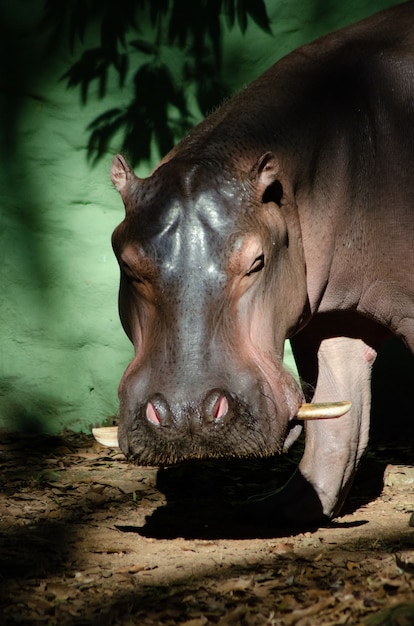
0;430;413;626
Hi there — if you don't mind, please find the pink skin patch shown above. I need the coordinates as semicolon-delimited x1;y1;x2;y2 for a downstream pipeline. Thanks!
213;395;229;420
146;401;161;425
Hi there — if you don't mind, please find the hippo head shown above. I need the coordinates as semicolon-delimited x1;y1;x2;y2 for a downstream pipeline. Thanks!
110;153;308;465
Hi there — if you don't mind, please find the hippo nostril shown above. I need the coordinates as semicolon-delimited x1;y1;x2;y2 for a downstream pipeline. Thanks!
213;394;229;420
145;394;171;427
203;389;230;424
146;401;161;425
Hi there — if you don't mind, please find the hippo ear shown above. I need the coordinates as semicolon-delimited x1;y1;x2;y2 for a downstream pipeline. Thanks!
110;154;139;201
250;152;284;206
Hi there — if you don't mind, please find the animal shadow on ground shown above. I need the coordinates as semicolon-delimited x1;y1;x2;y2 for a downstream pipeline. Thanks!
135;442;405;541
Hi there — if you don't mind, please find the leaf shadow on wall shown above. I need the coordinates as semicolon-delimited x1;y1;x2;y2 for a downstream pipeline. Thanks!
40;0;272;168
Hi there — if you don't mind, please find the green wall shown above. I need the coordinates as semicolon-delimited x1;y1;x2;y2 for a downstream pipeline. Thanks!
0;0;402;433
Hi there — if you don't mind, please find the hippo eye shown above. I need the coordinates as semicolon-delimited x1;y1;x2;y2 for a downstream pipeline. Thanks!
122;263;143;284
246;254;264;276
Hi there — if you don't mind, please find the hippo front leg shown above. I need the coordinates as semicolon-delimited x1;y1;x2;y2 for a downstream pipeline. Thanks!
246;333;376;526
289;334;377;522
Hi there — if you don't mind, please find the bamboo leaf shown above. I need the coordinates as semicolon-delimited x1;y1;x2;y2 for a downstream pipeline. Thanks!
129;39;159;56
223;0;236;29
237;0;247;34
245;0;272;34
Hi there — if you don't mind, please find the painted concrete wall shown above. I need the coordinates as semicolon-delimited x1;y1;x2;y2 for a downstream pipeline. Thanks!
0;0;402;433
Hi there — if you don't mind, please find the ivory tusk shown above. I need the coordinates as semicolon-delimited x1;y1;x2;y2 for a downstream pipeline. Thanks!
92;426;119;447
296;400;352;420
92;400;352;447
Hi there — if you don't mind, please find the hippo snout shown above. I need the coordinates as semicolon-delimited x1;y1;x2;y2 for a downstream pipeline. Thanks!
144;388;230;429
117;379;300;466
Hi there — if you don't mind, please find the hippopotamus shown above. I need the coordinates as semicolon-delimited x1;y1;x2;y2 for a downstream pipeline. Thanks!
109;1;414;525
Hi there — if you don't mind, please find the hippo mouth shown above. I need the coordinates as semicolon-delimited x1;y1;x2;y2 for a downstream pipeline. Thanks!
117;395;289;466
93;401;352;464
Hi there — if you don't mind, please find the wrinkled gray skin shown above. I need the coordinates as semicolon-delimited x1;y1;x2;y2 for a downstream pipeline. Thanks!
111;2;414;525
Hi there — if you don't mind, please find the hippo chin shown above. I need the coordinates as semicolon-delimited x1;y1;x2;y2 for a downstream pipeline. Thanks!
110;2;414;524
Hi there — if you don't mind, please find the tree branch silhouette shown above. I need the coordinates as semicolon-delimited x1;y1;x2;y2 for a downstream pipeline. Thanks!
41;0;271;166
